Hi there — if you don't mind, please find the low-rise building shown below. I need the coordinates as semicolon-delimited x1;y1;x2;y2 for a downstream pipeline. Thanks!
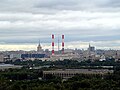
43;69;113;79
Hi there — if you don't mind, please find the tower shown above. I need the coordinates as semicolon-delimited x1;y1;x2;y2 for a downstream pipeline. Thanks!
89;43;91;49
88;43;95;52
62;35;64;54
37;40;42;52
58;35;60;54
52;34;55;55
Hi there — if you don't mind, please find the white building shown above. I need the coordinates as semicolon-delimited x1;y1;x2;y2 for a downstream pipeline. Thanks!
0;54;4;62
10;54;21;59
99;55;106;61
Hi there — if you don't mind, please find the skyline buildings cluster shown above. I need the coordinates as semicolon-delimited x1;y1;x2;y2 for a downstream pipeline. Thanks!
0;40;119;51
0;42;119;62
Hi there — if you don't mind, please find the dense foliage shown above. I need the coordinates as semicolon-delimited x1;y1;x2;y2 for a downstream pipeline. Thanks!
1;59;120;90
0;67;120;90
5;59;120;69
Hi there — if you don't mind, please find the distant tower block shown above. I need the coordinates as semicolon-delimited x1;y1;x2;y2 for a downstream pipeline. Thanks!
37;40;42;52
62;35;64;54
52;34;55;55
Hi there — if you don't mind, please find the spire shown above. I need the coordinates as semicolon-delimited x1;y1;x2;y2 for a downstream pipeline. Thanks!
38;40;41;46
89;43;91;48
37;40;42;52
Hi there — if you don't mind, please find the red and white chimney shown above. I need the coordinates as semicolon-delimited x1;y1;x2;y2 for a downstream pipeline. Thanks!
52;34;55;55
62;35;64;54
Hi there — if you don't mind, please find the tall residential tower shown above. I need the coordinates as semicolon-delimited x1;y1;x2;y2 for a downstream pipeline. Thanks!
37;40;43;52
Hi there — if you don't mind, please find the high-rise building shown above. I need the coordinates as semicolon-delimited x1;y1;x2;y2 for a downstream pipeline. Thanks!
88;44;95;52
37;40;43;53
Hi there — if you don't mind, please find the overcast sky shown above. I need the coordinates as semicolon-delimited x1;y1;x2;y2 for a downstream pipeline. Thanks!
0;0;120;50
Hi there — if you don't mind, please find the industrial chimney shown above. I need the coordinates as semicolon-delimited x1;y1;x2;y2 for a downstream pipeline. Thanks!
52;34;55;55
62;35;64;54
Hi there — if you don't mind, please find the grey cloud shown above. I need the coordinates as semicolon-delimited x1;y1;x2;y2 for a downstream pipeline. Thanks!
0;0;119;13
35;0;120;11
102;0;120;7
0;0;119;49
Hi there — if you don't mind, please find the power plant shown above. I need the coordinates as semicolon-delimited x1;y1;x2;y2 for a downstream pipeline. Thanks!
50;34;80;61
51;34;65;55
52;34;55;55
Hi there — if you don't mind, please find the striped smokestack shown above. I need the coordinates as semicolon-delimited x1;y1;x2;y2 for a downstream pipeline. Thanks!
52;34;55;55
62;35;64;54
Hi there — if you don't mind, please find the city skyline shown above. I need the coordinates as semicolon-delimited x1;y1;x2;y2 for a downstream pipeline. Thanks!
0;40;119;51
0;0;120;50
